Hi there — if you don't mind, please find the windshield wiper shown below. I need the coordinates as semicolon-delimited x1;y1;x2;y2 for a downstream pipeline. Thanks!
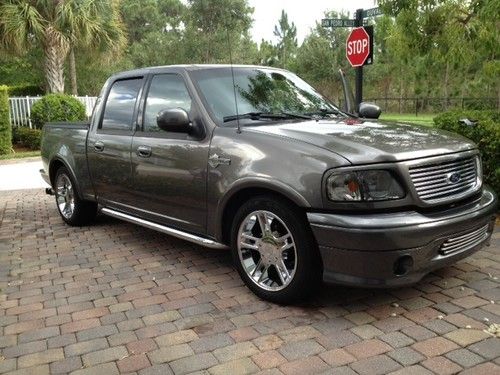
223;111;311;123
304;108;346;118
279;111;313;120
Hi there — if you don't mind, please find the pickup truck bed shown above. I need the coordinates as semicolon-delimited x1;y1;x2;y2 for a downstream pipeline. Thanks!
41;122;94;201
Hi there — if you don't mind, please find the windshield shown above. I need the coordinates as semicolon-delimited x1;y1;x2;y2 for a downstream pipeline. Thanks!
189;67;342;125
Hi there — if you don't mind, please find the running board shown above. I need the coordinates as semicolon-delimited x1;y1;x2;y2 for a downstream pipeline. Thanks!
100;207;229;250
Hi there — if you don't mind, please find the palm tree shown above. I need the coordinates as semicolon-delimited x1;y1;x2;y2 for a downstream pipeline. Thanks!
66;0;126;95
0;0;125;93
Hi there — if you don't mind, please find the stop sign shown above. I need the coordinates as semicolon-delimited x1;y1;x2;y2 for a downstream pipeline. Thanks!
346;27;370;67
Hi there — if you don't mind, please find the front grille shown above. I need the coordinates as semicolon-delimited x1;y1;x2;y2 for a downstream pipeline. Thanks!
440;224;489;256
409;155;479;202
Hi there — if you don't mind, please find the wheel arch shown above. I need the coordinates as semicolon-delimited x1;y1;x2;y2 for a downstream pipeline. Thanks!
217;180;311;245
48;157;84;200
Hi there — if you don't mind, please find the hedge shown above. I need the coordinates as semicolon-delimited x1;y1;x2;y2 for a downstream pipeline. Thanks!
8;84;44;97
0;85;12;155
434;110;499;194
30;93;86;129
12;127;42;150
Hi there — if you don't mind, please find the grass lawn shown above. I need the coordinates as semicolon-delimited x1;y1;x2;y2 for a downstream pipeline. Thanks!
0;146;40;161
380;113;436;126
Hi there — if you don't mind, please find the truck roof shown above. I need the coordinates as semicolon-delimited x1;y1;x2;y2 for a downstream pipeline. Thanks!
109;64;287;79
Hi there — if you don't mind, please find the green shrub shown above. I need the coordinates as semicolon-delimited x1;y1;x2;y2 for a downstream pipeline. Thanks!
30;93;86;129
434;110;500;194
0;85;12;155
11;126;20;144
12;126;42;150
7;84;44;97
462;99;497;111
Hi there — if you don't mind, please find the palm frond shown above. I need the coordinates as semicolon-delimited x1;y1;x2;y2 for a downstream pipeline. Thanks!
0;1;45;53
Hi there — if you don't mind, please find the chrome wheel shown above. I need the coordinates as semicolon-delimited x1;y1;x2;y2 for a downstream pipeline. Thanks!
56;173;75;219
237;210;297;291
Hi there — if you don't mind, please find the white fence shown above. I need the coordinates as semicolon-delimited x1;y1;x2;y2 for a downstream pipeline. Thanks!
9;96;98;128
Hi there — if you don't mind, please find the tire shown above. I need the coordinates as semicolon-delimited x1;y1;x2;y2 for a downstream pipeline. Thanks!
54;166;97;226
230;195;321;304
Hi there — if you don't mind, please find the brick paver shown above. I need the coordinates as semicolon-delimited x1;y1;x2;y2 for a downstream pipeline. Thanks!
0;189;498;374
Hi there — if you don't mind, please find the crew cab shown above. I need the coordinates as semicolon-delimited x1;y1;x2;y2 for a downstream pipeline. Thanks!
40;65;497;303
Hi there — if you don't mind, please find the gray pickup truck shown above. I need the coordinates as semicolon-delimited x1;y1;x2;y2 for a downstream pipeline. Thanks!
40;65;497;303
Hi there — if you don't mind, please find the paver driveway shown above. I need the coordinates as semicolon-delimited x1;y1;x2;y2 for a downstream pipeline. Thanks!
0;189;499;375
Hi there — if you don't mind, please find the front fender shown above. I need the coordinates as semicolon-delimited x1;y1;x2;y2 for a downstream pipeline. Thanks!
206;126;350;241
212;177;311;241
221;177;311;208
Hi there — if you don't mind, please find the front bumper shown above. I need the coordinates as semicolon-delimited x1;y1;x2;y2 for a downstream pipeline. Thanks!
308;187;497;287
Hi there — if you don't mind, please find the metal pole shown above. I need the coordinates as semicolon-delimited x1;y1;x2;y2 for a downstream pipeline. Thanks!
26;96;32;128
355;9;363;111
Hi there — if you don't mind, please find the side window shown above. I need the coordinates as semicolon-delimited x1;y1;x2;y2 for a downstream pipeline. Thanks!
143;74;192;132
101;78;143;131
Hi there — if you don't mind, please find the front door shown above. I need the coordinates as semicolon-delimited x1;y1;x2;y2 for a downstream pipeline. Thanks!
129;73;209;234
87;77;144;209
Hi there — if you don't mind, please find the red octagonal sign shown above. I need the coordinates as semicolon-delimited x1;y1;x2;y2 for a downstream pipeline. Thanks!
346;27;370;67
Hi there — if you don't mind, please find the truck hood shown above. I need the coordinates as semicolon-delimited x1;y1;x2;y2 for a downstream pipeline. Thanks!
245;118;476;164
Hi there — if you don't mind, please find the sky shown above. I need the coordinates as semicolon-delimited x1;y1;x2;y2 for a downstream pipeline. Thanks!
249;0;379;44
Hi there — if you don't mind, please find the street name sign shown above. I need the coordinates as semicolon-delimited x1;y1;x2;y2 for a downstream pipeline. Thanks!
321;18;356;28
363;7;382;18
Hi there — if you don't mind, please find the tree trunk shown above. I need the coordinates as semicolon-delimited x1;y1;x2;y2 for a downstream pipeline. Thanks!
497;86;500;111
44;29;67;93
443;61;450;111
69;48;78;96
399;66;403;114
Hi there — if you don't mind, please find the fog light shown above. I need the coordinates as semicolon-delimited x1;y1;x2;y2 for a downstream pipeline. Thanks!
393;256;413;276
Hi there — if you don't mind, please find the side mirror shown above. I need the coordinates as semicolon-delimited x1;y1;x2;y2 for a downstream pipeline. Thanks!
358;102;382;119
157;108;192;133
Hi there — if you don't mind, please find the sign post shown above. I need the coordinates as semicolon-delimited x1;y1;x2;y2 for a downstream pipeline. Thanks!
354;9;365;108
322;7;382;111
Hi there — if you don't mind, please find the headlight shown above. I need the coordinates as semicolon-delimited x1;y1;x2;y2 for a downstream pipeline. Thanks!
327;170;405;201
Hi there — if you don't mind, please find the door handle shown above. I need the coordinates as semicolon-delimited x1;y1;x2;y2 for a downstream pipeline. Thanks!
137;145;152;158
94;141;104;152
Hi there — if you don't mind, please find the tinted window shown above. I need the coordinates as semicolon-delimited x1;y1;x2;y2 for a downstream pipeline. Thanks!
190;68;339;125
143;74;192;132
101;78;142;131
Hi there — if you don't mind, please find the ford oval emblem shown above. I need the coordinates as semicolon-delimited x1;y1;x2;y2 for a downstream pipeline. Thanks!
447;172;462;184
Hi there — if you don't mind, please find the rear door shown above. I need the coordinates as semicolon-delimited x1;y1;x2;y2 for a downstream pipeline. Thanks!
128;73;209;234
87;77;144;209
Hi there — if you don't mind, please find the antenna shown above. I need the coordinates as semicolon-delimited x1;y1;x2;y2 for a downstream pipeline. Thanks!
226;13;241;134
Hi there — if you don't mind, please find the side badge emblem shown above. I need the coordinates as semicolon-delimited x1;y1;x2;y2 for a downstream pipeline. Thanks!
209;154;231;168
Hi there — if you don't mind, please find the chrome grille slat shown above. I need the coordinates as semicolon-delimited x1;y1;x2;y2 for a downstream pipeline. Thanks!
412;167;476;184
410;162;475;179
409;159;474;174
419;184;475;200
414;179;476;193
440;224;489;256
409;155;479;202
413;169;476;185
413;172;476;190
442;229;487;250
446;226;488;243
441;232;487;253
418;179;475;195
